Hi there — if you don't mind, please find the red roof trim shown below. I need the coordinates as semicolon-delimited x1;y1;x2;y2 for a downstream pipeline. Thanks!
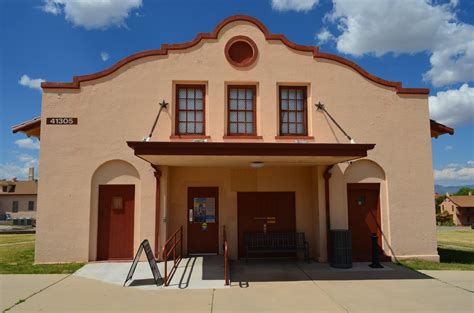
41;15;429;95
11;116;41;134
430;119;454;137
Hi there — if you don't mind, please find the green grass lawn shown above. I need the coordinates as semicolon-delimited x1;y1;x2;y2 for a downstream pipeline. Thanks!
0;234;84;274
401;228;474;271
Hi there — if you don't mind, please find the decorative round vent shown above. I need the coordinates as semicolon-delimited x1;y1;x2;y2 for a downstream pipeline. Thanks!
225;36;258;68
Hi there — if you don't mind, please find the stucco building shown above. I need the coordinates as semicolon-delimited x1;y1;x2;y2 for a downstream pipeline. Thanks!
440;194;474;226
0;168;38;222
13;16;454;264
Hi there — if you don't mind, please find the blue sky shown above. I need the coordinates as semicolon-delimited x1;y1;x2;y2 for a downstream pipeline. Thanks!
0;0;473;186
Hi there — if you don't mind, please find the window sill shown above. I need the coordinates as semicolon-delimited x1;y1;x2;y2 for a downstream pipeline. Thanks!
275;136;314;140
170;135;211;140
223;136;263;139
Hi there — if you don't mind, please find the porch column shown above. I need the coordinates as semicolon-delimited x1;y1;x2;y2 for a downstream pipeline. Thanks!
312;166;328;262
158;166;170;261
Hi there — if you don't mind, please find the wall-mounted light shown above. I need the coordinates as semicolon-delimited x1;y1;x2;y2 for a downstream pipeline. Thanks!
250;161;264;168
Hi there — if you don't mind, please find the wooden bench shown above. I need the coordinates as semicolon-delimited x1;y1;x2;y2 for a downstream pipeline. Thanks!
244;232;309;262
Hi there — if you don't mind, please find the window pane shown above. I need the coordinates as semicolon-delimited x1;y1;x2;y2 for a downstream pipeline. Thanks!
187;123;195;133
297;100;303;111
179;122;186;133
238;112;245;122
281;99;288;110
281;112;288;122
246;123;253;134
281;124;289;134
179;98;186;110
296;89;304;100
289;112;296;122
246;112;253;122
297;124;305;134
230;89;237;99
238;123;245;133
230;112;237;122
297;112;303;123
281;89;288;99
246;89;253;99
289;100;296;110
195;99;203;110
289;89;296;99
289;124;296;134
238;100;245;110
179;88;186;98
246;100;253;110
188;88;194;98
229;123;238;133
187;111;195;121
187;99;195;110
230;99;237;110
238;89;245;98
195;88;203;98
179;112;186;121
195;123;203;133
195;111;203;122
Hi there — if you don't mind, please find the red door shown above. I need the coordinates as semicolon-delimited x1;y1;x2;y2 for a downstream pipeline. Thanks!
237;192;296;258
347;183;382;261
97;185;135;260
187;187;219;254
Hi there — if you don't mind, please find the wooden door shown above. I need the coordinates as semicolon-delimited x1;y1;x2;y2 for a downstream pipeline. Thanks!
187;187;219;254
347;183;382;261
237;192;296;258
97;185;135;260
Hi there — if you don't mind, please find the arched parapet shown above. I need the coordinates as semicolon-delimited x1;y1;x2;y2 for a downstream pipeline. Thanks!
89;160;141;261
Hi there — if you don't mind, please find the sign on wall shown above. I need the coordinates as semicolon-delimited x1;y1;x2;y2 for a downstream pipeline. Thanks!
46;117;78;125
193;197;216;223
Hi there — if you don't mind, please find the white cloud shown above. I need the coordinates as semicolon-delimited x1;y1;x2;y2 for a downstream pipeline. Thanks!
0;154;38;180
18;74;45;91
434;160;474;183
429;84;474;126
15;138;40;150
444;145;453;151
321;0;474;87
41;0;142;30
271;0;319;12
316;28;335;44
100;51;109;61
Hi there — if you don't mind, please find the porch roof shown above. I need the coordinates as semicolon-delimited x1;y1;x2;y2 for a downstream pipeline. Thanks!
127;141;375;167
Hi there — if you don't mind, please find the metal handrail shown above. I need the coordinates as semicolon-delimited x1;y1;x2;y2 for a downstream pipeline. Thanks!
162;225;183;286
223;225;229;286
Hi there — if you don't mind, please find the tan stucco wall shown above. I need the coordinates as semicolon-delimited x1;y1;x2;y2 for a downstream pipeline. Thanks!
36;20;437;263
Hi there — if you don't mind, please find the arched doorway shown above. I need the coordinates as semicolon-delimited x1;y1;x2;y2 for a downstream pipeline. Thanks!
90;160;140;261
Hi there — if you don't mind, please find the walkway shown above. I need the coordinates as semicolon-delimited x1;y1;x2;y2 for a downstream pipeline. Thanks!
1;262;472;312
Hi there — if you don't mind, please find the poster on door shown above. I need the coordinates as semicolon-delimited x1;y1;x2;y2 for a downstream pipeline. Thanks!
193;197;216;223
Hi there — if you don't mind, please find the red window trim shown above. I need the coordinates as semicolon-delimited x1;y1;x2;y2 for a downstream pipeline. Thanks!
227;85;257;136
175;84;206;136
278;86;308;136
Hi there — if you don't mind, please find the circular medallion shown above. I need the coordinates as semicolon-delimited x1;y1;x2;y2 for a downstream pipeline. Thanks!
225;36;258;68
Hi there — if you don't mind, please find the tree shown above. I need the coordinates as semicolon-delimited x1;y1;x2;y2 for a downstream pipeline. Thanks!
435;195;446;213
455;187;474;196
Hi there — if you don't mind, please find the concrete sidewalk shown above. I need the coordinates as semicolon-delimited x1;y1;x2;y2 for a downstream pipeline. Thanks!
420;270;474;291
1;269;472;312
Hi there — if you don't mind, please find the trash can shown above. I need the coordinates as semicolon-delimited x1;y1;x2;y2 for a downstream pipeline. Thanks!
330;229;352;268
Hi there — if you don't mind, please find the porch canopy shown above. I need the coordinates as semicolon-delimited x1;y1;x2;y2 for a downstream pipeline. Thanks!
126;141;375;167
